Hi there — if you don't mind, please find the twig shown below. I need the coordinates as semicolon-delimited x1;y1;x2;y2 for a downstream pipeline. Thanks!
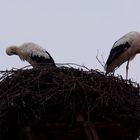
56;63;90;71
84;122;100;140
96;49;105;69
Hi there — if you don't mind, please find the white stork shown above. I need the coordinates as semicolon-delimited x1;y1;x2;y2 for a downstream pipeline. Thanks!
105;31;140;79
6;42;56;68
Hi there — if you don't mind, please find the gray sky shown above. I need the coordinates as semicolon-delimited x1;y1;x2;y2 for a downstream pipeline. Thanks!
1;0;140;81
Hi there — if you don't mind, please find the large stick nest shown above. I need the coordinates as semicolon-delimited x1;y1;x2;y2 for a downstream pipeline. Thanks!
0;64;139;140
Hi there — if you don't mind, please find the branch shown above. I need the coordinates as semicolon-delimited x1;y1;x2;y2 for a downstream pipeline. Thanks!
96;49;105;69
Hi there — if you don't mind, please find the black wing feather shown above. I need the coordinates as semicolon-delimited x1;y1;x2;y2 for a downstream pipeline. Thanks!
30;51;55;66
106;42;130;69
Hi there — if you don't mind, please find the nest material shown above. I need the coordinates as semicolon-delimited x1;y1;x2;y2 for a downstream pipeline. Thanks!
0;65;139;140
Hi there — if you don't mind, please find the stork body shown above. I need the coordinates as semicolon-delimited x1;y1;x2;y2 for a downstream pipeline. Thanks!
105;31;140;79
6;42;55;68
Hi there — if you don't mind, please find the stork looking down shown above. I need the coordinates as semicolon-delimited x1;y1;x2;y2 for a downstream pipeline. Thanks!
105;31;140;79
6;42;56;68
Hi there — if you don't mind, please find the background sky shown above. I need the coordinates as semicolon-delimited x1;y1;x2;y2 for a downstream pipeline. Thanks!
0;0;140;82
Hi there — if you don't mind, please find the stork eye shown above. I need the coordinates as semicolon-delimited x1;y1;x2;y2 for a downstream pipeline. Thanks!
13;52;17;55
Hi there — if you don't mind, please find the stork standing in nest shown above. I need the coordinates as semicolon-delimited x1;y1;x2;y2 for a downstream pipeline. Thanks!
6;42;56;68
105;31;140;79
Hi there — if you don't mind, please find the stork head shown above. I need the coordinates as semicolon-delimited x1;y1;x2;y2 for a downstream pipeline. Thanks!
6;46;18;55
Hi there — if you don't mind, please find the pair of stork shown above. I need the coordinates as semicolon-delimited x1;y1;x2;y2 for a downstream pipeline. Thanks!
6;31;140;79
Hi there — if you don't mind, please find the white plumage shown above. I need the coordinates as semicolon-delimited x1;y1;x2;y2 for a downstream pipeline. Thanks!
21;42;50;59
6;42;55;68
112;32;139;48
105;31;140;79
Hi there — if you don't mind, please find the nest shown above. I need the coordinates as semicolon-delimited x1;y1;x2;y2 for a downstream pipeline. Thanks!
0;64;139;140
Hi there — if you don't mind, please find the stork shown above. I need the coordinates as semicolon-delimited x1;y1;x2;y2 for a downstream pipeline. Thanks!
105;31;140;79
6;42;56;68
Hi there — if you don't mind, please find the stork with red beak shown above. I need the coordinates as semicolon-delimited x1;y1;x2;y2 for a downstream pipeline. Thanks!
105;31;140;79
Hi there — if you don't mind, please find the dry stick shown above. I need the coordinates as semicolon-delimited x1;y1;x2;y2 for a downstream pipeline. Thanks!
101;53;105;66
96;49;105;69
12;65;32;70
84;122;100;140
0;65;32;73
56;63;90;71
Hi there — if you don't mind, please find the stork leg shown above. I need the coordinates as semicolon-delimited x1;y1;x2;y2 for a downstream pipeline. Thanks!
126;60;130;80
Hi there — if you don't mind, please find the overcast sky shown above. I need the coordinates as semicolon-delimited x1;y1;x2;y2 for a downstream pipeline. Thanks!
0;0;140;81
